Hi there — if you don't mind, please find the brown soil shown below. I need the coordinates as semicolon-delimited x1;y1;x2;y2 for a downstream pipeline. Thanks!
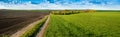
0;11;49;37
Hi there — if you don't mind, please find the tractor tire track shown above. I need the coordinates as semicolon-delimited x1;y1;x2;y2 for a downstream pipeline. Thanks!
36;15;50;37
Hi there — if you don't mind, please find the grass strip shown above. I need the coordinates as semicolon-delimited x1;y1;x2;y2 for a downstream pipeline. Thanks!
20;16;48;37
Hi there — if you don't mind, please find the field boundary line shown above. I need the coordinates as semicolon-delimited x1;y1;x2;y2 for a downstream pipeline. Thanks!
10;17;46;37
36;15;50;37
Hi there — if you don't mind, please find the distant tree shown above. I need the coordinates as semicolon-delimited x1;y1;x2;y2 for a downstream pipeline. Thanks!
84;10;96;13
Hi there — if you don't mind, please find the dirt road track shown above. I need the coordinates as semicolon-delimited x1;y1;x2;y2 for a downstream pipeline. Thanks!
10;16;47;37
36;15;50;37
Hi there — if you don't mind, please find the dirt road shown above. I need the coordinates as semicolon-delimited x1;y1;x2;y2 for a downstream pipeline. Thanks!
36;15;50;37
10;16;47;37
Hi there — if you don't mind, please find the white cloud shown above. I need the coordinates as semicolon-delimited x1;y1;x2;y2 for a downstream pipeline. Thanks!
0;0;120;10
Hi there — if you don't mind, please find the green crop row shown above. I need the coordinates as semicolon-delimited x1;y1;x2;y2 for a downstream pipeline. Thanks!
20;16;48;37
44;12;120;37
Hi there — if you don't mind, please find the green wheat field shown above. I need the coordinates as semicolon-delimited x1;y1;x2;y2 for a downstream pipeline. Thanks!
44;12;120;37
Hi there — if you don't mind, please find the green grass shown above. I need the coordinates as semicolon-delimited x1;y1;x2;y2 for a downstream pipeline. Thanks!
44;12;120;37
2;34;9;37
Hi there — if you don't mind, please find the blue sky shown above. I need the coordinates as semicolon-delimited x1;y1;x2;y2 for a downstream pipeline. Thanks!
0;0;120;10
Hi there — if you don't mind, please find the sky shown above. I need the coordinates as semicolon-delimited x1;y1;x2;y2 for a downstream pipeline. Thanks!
0;0;120;10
